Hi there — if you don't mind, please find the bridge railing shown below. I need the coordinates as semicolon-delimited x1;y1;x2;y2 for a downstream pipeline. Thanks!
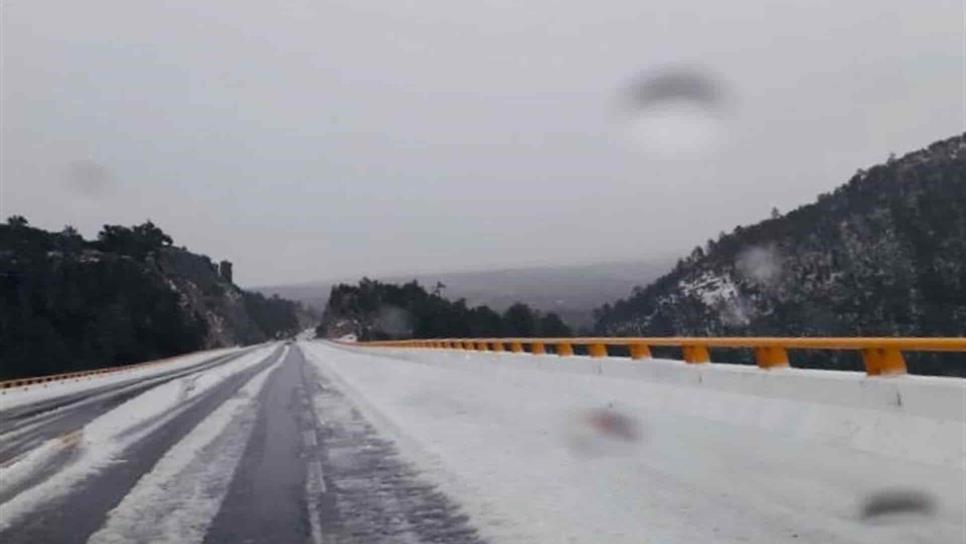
352;337;966;376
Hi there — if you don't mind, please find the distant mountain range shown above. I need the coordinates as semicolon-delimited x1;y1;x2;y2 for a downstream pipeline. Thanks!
594;133;966;375
255;259;674;330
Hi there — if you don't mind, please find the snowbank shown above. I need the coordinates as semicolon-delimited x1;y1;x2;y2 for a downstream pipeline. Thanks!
357;345;966;466
302;341;965;544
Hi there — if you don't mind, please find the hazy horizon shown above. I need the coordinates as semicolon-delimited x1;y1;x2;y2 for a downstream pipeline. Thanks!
3;1;962;285
249;254;678;289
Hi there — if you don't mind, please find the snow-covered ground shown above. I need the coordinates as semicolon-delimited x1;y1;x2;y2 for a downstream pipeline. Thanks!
301;341;966;544
0;347;245;411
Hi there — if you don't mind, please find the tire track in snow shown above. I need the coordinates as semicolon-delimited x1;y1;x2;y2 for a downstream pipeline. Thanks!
204;345;326;544
85;347;286;544
302;351;486;544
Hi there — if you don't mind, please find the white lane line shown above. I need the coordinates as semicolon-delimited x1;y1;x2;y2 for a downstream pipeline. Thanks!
305;460;327;544
85;354;283;544
297;347;328;544
307;460;327;495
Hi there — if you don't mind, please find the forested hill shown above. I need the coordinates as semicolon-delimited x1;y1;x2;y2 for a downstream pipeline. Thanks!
594;133;966;375
0;218;302;380
319;278;572;340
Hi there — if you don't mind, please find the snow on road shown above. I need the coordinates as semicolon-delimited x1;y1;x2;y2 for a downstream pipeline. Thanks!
0;347;244;412
0;345;279;531
301;341;966;544
87;347;285;544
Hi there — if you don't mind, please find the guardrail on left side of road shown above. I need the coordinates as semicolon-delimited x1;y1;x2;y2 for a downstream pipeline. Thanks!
0;348;238;392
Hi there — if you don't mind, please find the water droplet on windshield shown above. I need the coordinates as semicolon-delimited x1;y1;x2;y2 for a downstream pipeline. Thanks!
64;159;115;198
565;407;645;458
373;305;415;337
860;488;937;524
619;67;730;158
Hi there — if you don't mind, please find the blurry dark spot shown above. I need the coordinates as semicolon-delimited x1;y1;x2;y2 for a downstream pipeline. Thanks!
585;409;640;442
618;66;730;157
64;160;115;197
566;407;644;457
626;67;724;110
860;489;937;522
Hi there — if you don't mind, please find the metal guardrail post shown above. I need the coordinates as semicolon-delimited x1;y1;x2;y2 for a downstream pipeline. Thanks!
754;346;789;369
629;343;652;360
682;345;711;364
862;347;907;375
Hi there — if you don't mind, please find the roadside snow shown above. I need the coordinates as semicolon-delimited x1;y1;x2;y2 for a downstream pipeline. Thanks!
87;347;284;544
301;341;966;544
0;347;243;412
0;345;278;531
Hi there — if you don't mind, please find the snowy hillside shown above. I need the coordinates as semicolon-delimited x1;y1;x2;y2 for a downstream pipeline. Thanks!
595;134;966;376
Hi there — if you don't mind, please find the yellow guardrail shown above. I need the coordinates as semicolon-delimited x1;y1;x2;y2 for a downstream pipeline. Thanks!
353;337;966;376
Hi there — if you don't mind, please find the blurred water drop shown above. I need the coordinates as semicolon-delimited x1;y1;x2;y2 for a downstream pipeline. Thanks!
565;407;645;458
620;67;729;158
373;305;415;337
64;159;115;198
735;245;783;287
860;489;937;524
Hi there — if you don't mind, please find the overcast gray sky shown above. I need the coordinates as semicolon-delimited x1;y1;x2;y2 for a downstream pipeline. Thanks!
2;0;963;286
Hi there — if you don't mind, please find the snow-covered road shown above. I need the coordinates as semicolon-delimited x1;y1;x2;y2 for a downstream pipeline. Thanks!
1;340;963;543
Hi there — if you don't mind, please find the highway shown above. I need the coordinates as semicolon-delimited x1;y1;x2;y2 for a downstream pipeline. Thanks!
1;341;963;543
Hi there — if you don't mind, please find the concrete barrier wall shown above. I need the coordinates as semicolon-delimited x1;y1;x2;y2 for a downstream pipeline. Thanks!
343;345;966;468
